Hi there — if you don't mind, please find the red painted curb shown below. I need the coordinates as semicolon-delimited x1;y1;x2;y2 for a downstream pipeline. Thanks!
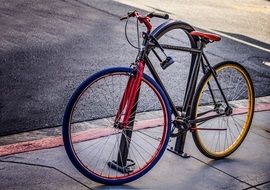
0;136;63;157
0;118;163;157
254;103;270;112
0;103;269;157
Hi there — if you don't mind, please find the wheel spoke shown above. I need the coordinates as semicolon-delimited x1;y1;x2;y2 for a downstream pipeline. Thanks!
193;62;253;158
63;69;169;182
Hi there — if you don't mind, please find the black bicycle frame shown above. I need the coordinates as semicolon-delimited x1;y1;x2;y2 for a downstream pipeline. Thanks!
145;40;202;119
110;28;230;172
144;37;230;123
142;33;230;158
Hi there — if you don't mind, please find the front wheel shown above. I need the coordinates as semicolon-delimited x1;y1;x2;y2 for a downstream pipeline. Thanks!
63;67;171;185
191;61;254;159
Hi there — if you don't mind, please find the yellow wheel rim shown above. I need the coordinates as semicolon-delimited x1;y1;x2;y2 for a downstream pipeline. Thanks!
194;63;254;158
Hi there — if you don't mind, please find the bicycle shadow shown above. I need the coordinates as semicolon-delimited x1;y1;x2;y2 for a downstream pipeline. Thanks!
205;156;251;166
176;156;252;189
92;184;139;190
195;156;251;170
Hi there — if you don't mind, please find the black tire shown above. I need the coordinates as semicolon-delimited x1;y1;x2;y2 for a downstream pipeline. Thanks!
191;61;255;159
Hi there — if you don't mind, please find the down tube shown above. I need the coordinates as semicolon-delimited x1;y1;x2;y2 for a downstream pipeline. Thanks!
144;56;180;117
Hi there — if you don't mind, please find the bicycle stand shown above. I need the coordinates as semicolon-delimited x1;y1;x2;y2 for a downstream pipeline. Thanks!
107;128;136;173
167;131;190;158
108;91;140;173
108;120;191;174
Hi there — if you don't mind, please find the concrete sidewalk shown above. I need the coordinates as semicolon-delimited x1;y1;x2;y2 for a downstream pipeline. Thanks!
0;106;270;189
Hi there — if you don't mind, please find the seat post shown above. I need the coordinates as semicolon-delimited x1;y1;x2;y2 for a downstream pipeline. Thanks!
199;39;208;49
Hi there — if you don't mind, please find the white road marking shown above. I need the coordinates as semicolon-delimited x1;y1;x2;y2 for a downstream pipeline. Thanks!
207;29;270;53
116;0;270;53
263;61;270;67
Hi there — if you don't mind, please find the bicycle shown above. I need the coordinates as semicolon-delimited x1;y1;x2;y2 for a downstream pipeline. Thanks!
62;11;255;185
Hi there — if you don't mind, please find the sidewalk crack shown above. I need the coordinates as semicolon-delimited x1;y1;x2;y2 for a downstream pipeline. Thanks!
242;180;270;190
0;159;92;189
190;156;259;190
249;129;270;140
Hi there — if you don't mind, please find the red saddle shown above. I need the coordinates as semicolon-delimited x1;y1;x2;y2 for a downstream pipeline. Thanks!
190;31;221;42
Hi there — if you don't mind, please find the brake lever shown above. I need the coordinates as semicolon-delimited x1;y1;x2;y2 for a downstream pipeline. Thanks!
120;16;128;21
120;10;137;21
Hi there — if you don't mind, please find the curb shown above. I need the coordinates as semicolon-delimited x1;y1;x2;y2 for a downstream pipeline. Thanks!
0;102;269;157
0;118;163;157
0;101;270;157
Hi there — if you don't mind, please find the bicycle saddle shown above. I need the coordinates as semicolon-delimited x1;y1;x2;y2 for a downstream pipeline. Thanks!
190;31;221;42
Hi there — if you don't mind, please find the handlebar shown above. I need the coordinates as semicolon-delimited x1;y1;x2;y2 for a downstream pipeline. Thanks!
147;12;169;20
120;11;169;33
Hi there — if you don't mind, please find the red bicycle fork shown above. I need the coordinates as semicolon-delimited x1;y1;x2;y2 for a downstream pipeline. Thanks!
115;60;144;127
108;60;145;173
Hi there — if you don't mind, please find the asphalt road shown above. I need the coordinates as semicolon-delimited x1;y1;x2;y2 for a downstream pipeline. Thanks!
0;0;270;136
117;0;270;46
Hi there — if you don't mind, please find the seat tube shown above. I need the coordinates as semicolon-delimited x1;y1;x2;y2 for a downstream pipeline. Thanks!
183;51;202;114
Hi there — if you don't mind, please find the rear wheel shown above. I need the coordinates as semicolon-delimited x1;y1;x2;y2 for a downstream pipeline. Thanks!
191;62;254;159
63;67;171;184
